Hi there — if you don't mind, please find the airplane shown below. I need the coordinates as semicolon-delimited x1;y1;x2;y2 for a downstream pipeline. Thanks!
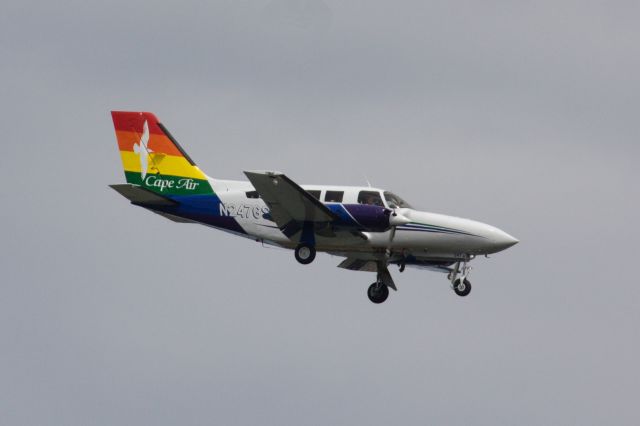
110;111;519;304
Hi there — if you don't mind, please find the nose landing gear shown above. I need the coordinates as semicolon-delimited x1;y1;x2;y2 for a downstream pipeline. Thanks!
449;258;473;297
453;278;472;297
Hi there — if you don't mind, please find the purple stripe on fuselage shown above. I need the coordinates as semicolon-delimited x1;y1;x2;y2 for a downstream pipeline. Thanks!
326;203;391;232
152;193;247;235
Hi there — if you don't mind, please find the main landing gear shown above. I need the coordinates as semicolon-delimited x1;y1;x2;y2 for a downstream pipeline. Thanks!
294;243;316;265
367;262;396;304
448;258;473;297
367;282;389;304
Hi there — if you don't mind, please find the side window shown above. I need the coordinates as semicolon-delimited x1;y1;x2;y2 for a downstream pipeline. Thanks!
358;190;384;207
246;191;260;199
325;190;344;203
307;190;321;200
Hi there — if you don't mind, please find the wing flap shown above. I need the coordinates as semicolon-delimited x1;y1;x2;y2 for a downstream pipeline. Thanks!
337;258;378;272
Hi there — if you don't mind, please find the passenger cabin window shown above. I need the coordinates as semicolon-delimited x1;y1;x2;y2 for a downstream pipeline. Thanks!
384;191;412;208
245;191;260;199
357;190;384;207
324;191;344;203
307;190;321;200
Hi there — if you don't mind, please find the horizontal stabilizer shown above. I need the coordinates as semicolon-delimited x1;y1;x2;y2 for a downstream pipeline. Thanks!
151;210;196;223
109;184;177;206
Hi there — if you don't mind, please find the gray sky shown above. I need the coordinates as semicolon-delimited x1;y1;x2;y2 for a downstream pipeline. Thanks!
1;1;639;424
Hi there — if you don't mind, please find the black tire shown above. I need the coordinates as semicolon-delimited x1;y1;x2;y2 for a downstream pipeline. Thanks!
294;244;316;265
367;283;389;304
453;278;472;297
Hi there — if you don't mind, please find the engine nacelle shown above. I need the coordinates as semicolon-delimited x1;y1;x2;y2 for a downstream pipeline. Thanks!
327;204;394;232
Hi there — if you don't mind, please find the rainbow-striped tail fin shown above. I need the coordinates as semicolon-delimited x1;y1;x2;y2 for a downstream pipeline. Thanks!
111;111;213;196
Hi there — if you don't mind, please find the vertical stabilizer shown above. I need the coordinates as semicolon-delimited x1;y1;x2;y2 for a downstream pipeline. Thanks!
111;111;213;196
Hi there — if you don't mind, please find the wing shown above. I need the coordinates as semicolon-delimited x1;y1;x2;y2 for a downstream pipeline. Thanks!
337;257;378;272
338;255;457;274
337;257;397;290
243;171;337;229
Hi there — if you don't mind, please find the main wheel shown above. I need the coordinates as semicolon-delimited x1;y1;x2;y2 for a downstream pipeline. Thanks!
294;244;316;264
367;283;389;304
453;278;472;297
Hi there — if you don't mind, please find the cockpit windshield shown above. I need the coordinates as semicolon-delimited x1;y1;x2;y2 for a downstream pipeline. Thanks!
384;191;412;209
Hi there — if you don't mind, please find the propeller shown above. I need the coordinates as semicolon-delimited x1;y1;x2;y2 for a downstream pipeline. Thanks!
385;207;411;261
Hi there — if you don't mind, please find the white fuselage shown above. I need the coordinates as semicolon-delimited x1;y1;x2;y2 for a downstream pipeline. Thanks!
209;178;518;261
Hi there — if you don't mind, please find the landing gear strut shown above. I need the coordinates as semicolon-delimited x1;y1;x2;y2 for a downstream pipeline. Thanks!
449;258;473;297
294;243;316;265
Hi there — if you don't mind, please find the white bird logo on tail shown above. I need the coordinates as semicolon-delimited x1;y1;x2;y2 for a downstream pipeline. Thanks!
133;120;153;179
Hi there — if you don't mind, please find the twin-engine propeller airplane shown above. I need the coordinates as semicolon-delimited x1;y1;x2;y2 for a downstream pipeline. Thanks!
110;111;518;304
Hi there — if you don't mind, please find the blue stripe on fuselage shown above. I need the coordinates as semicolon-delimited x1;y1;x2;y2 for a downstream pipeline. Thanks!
397;222;481;238
150;193;247;235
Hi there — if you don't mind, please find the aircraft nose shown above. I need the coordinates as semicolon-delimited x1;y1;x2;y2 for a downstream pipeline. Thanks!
491;228;519;251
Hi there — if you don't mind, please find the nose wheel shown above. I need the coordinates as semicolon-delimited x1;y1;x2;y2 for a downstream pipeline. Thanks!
294;243;316;264
449;259;473;297
453;278;472;297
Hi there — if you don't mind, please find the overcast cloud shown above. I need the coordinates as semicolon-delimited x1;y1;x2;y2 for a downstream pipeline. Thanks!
1;1;639;425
